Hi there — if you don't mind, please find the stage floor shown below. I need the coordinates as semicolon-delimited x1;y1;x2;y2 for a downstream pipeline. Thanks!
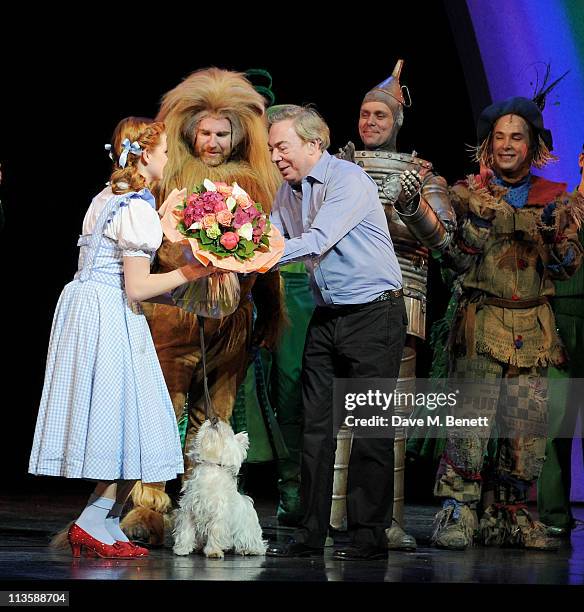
1;493;583;587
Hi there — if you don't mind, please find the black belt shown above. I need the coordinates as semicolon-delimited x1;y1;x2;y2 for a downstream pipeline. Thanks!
372;288;403;302
319;287;403;313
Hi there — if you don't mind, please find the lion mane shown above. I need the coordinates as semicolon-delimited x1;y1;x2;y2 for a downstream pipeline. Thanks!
156;67;281;210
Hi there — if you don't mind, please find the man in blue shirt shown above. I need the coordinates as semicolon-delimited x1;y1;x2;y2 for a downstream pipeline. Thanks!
265;105;407;560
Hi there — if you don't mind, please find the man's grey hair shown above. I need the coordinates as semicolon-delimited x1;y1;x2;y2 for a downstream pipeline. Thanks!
267;104;330;151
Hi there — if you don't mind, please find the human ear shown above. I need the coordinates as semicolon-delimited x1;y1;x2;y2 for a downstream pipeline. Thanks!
142;149;152;165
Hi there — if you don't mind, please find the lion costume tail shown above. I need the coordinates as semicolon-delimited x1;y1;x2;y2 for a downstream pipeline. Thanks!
120;482;173;547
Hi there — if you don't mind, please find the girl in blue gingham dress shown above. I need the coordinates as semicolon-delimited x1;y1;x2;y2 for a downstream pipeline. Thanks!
29;117;215;558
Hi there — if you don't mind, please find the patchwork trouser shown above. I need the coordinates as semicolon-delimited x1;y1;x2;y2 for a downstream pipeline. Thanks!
435;355;548;504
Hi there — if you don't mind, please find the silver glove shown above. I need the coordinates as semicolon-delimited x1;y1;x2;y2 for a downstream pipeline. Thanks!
398;169;422;203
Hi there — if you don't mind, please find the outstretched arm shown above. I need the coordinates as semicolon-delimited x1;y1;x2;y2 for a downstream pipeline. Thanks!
123;257;216;303
279;171;373;264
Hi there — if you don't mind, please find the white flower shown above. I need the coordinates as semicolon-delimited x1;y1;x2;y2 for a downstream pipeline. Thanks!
231;182;249;200
236;223;253;241
203;178;217;192
226;196;237;212
188;221;202;230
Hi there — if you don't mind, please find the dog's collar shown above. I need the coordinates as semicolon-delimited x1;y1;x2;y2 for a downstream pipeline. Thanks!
196;459;238;477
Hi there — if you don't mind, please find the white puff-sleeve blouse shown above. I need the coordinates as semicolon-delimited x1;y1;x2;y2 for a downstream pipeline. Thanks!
82;186;163;258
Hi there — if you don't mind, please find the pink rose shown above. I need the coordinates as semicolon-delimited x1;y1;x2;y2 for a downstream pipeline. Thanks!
202;213;217;229
220;232;239;250
215;182;233;197
213;200;228;213
236;194;254;210
216;210;234;227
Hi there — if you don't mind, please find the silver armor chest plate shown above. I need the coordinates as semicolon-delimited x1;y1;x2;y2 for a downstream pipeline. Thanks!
355;150;433;339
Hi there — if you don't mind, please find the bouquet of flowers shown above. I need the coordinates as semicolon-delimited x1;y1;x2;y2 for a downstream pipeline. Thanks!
161;179;283;273
160;179;284;318
180;179;270;260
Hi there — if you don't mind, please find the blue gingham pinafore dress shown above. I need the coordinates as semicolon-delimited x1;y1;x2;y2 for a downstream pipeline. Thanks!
29;191;184;483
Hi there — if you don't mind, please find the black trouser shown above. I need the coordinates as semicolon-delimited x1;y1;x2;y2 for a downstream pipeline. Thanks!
295;295;407;548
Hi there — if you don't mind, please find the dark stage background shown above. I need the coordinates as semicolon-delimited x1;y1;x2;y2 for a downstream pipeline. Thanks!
0;3;483;497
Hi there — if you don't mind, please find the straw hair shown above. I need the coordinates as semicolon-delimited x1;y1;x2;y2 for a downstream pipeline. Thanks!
471;131;558;170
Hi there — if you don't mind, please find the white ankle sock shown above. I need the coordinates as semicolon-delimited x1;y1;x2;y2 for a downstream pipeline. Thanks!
75;496;116;544
105;502;129;542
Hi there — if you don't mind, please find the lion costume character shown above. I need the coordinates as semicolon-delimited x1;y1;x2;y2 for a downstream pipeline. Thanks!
121;68;283;546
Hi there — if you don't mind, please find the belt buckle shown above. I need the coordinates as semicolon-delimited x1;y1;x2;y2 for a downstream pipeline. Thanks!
373;288;402;303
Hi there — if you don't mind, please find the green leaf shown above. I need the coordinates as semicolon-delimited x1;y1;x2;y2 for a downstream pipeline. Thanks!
177;221;198;238
198;229;214;245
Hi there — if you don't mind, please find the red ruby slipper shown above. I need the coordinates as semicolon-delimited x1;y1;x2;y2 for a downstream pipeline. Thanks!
67;524;135;559
85;540;148;558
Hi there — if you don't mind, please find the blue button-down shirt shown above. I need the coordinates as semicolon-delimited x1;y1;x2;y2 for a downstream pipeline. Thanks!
270;151;402;306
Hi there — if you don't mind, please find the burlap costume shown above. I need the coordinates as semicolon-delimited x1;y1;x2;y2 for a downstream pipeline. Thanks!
121;69;283;545
435;172;584;507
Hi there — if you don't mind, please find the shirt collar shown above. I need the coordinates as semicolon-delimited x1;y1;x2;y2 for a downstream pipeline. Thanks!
304;150;331;185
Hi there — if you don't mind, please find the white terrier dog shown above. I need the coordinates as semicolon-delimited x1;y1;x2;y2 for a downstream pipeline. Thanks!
172;419;267;558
